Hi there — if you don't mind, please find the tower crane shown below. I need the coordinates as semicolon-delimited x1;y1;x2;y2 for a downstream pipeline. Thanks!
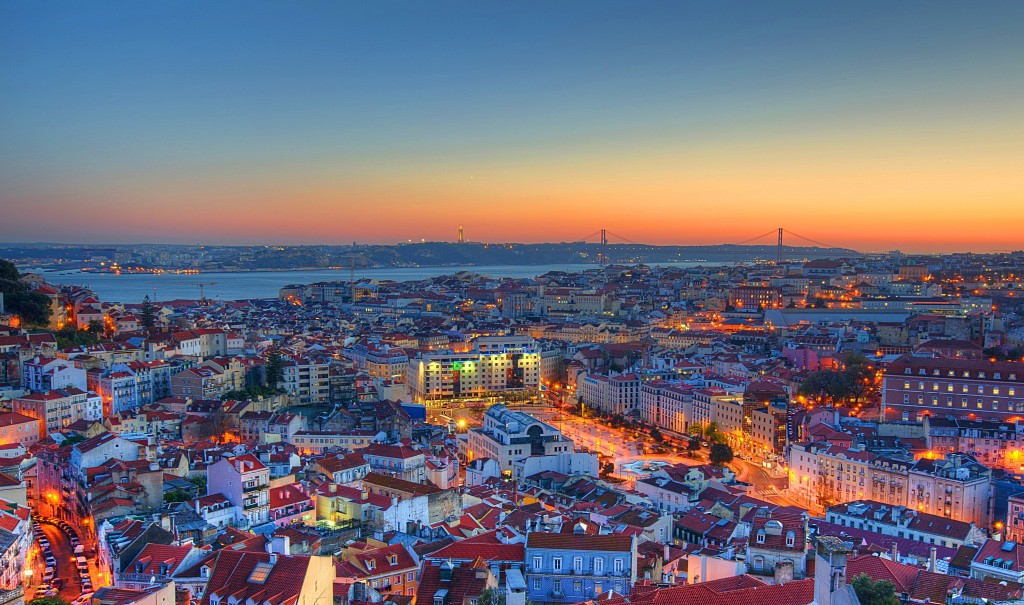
198;282;217;303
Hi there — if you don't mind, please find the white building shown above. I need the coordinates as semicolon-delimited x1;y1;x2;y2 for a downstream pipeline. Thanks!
466;404;573;472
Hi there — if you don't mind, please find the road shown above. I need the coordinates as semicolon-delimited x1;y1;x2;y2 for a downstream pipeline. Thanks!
528;408;705;471
38;522;83;600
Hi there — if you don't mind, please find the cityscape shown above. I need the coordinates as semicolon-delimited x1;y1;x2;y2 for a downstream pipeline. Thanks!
3;4;1024;605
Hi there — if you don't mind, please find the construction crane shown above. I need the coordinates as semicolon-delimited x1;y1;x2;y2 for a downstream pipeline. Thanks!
198;282;217;303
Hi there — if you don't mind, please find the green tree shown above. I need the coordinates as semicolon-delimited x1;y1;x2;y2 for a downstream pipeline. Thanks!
850;573;899;605
265;348;285;388
479;588;506;605
140;294;155;328
0;259;53;326
687;437;702;451
703;421;724;444
650;428;664;443
709;442;734;466
54;324;101;349
188;475;208;493
87;319;105;335
29;598;70;605
164;490;190;503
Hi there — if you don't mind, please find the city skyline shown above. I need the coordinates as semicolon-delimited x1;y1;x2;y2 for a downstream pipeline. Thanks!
3;1;1024;252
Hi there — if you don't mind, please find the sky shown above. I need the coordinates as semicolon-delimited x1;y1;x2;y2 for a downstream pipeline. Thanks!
2;1;1023;253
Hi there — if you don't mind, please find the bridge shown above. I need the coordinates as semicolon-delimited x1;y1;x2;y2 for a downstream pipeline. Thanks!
575;227;846;266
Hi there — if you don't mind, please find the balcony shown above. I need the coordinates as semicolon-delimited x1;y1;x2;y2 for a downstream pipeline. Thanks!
243;482;266;493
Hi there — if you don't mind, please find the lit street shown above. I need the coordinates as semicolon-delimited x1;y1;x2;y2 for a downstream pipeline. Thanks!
35;521;82;600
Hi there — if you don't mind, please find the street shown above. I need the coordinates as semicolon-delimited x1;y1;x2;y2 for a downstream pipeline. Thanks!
528;408;705;471
33;522;83;600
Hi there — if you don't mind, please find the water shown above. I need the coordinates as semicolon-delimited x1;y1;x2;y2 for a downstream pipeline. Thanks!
37;262;711;303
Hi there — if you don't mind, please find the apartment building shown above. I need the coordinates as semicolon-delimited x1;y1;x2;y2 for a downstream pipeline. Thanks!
882;357;1024;423
407;340;540;405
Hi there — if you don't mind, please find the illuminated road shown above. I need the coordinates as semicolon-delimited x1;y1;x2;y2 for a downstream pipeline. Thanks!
528;408;705;471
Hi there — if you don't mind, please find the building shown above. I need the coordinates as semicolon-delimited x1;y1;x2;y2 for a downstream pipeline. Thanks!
407;339;541;405
466;404;574;472
639;381;693;435
578;373;641;416
0;412;40;448
199;550;334;605
206;454;270;529
827;500;985;549
729;286;781;311
12;387;96;437
362;443;427;483
280;357;330;405
746;508;809;578
170;366;228;400
525;531;637;603
882;357;1024;423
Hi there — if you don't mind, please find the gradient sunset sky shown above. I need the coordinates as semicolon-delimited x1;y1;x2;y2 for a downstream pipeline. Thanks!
2;2;1023;252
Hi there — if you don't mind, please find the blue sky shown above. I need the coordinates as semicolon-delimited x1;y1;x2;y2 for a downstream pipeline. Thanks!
2;1;1023;250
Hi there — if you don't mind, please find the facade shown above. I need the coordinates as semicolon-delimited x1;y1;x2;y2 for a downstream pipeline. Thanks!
12;387;94;437
466;404;574;472
362;443;427;483
280;357;330;405
578;373;641;416
407;340;541;405
525;532;637;603
206;454;271;528
0;412;41;448
827;500;985;549
639;381;693;435
882;357;1024;422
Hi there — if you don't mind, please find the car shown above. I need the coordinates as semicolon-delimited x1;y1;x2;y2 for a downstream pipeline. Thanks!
52;578;64;589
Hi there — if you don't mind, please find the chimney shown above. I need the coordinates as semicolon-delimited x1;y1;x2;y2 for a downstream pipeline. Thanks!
664;543;670;561
929;547;937;572
891;542;898;561
330;484;337;494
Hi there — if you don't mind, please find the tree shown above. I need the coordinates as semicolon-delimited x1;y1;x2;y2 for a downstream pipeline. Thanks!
650;428;664;443
0;259;52;326
687;437;702;451
87;319;105;335
265;348;285;389
164;490;190;503
601;461;615;475
29;598;70;605
703;421;724;444
188;475;208;493
850;573;899;605
479;588;506;605
709;443;734;466
54;324;100;349
140;294;155;328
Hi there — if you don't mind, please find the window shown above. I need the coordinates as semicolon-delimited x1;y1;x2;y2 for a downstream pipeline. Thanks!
553;557;562;572
532;556;542;570
573;557;583;572
532;579;541;591
595;558;604;574
614;559;624;573
248;562;274;584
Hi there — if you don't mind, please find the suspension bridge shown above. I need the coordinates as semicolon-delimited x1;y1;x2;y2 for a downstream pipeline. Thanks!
574;227;847;266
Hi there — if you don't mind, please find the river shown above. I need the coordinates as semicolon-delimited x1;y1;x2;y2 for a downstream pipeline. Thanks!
36;262;712;303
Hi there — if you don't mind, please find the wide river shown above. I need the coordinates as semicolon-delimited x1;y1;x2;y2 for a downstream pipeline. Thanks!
37;262;711;303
